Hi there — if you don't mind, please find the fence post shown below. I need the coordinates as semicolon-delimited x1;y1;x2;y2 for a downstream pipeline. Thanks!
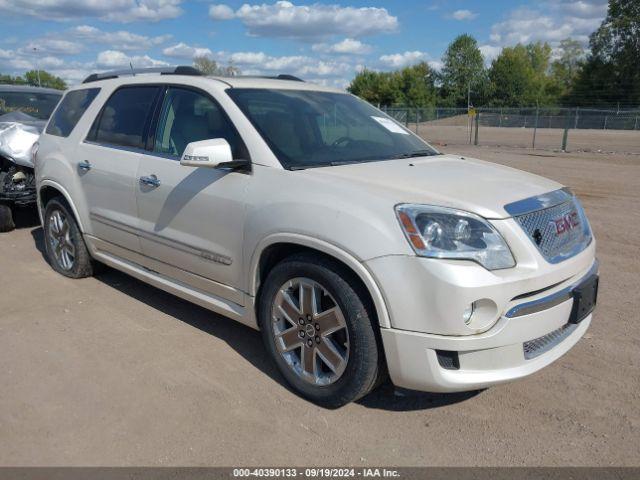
574;107;579;129
532;104;539;149
405;108;409;127
499;108;503;127
635;116;639;130
415;109;419;134
603;115;608;130
561;114;570;152
474;112;480;145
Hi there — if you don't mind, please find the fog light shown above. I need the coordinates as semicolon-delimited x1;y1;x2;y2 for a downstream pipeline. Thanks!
462;303;475;325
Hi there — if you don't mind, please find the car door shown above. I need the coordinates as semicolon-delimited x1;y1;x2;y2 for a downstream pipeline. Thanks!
75;85;160;252
135;86;250;304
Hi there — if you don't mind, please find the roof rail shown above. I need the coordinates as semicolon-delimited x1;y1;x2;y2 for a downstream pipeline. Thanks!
274;74;304;82
82;66;202;84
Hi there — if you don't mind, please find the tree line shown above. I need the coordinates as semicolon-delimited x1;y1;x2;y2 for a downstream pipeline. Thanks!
349;0;639;109
0;70;67;90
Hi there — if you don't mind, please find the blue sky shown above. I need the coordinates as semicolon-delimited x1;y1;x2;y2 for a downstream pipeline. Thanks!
0;0;608;87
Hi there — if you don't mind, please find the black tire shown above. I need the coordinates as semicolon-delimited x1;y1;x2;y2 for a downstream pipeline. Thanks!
259;253;384;408
43;197;94;279
0;203;15;232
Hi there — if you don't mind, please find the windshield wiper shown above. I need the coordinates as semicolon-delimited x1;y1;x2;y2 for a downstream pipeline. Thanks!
390;150;436;159
289;163;332;170
289;160;362;170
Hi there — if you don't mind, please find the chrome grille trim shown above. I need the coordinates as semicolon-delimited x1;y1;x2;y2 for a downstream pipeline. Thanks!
523;323;578;360
513;196;592;264
506;260;598;318
504;188;573;216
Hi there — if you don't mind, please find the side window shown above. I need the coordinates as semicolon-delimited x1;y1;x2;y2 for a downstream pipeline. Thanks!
153;87;245;159
45;88;100;137
91;86;159;149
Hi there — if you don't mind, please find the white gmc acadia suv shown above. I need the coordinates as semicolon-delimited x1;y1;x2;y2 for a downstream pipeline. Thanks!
34;67;598;407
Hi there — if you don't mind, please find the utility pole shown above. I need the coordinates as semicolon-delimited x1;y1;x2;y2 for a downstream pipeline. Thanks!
532;100;539;149
467;82;472;144
33;47;41;87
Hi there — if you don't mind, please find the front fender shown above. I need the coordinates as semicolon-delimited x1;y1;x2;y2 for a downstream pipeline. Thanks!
248;232;392;328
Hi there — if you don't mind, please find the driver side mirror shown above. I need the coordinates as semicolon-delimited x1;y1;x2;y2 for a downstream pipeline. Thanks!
180;138;235;169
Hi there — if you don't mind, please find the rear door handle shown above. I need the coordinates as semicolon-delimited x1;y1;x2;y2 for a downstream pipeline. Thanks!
139;174;161;188
78;160;92;172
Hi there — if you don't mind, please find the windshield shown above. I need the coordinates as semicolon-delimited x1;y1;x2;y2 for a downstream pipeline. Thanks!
227;89;438;169
0;91;62;120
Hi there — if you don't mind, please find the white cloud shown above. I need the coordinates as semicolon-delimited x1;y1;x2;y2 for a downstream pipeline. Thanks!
227;50;353;78
485;0;607;52
96;50;169;69
312;38;372;55
209;1;398;40
478;45;502;65
229;51;268;64
451;9;477;21
163;42;213;59
0;47;95;84
209;4;235;20
69;25;171;51
379;51;426;68
428;60;443;71
0;0;183;22
22;39;84;56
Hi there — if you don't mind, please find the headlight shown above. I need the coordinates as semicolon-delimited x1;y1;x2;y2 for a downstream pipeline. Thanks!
395;204;515;270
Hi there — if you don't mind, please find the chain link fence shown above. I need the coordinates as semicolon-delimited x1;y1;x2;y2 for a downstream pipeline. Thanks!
382;106;640;154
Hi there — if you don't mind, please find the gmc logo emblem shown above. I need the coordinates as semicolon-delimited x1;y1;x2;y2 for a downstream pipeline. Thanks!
553;211;580;235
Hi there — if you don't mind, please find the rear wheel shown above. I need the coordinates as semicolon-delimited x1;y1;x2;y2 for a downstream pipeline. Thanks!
0;203;15;232
43;198;94;278
259;253;383;407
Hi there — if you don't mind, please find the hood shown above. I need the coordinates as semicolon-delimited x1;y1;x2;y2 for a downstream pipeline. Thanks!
306;154;562;219
0;120;42;168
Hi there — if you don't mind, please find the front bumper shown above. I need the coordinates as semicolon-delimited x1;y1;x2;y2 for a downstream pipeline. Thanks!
381;310;591;392
365;231;597;392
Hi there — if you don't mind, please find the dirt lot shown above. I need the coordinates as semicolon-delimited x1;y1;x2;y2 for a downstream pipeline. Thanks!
418;124;640;155
0;145;639;466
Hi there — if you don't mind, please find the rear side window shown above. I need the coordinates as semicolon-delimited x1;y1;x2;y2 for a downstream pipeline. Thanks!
90;86;159;149
45;88;100;137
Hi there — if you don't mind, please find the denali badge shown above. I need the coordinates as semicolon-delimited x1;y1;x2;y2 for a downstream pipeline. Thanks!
552;211;580;235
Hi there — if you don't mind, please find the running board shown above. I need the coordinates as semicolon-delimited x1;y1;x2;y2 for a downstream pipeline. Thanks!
88;237;257;330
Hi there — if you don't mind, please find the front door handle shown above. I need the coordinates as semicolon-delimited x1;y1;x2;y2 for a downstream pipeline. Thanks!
139;174;161;188
78;160;92;172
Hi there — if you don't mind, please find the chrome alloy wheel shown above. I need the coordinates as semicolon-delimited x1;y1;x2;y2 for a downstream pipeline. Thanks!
47;209;75;271
271;278;350;386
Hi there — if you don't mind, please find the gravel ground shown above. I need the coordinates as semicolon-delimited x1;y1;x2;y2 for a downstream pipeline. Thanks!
418;125;640;155
0;145;638;466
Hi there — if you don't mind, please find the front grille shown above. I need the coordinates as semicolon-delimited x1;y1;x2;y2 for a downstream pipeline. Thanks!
514;198;592;264
523;323;578;360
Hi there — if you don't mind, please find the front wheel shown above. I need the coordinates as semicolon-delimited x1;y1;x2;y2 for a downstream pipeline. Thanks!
259;253;383;407
0;203;15;232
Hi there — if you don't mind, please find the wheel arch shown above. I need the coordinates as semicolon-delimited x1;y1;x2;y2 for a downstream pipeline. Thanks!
38;181;85;232
250;234;391;329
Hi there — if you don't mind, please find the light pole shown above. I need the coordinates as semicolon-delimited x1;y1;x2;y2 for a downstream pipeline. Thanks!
33;47;41;87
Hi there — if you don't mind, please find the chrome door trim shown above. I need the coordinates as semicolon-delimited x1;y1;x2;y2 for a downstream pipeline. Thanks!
89;212;233;266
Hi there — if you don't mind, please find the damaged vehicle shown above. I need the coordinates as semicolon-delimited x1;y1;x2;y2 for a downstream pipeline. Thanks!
0;85;62;231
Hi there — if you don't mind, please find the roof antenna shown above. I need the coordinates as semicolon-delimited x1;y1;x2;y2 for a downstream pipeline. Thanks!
129;62;135;76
